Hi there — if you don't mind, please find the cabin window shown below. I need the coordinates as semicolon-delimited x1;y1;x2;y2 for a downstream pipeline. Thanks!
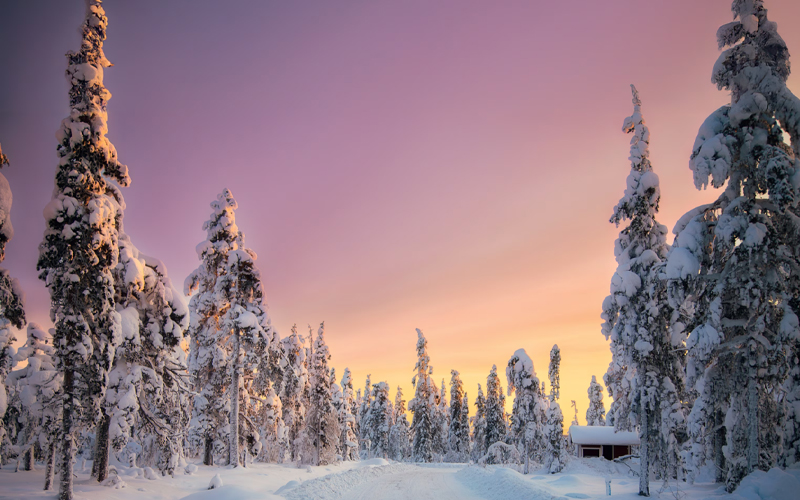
581;446;601;458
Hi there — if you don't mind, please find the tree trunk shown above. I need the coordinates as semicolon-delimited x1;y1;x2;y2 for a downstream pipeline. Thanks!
639;387;650;497
60;368;75;500
747;372;759;473
315;416;321;466
203;435;213;466
714;408;726;483
524;434;529;475
229;326;241;467
44;440;56;490
23;444;34;471
92;411;111;482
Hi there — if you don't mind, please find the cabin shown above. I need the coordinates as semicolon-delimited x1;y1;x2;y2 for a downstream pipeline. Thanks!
568;425;639;460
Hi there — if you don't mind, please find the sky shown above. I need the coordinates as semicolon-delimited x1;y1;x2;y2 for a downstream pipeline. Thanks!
1;0;799;424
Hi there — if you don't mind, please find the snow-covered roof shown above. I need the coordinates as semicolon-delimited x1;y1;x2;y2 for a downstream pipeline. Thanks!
568;425;639;446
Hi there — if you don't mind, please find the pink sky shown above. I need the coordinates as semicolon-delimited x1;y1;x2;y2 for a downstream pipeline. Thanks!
1;0;799;422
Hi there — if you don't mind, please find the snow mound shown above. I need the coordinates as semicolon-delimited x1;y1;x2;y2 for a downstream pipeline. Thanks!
144;466;158;480
730;467;800;500
454;466;558;500
283;463;412;500
209;473;223;489
101;474;127;489
185;463;198;475
275;479;301;494
547;475;587;487
357;458;390;467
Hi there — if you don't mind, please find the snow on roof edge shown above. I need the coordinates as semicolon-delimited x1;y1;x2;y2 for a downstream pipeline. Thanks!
568;425;640;445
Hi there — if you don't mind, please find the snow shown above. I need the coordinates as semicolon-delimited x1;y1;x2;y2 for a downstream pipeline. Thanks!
0;458;796;500
568;425;640;445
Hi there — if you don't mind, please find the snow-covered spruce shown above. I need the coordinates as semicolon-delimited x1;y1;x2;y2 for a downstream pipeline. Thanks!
280;324;308;463
300;322;339;465
585;376;606;426
470;383;487;462
356;373;371;459
506;349;542;474
36;2;129;498
7;324;60;483
548;345;560;402
100;230;191;479
185;189;273;467
601;85;686;495
432;378;448;460
666;1;800;490
446;370;469;462
410;329;436;462
338;368;358;461
388;385;411;461
362;381;392;459
543;346;567;473
0;142;25;468
484;365;506;453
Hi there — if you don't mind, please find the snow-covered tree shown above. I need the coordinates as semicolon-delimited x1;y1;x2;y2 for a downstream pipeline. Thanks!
357;373;371;458
484;365;506;452
544;347;566;473
363;381;391;459
470;384;487;462
7;324;60;482
279;325;308;463
585;376;606;426
256;383;283;463
447;370;469;462
388;385;411;461
300;322;339;465
410;329;436;462
601;85;685;495
0;143;25;468
97;233;191;478
37;3;130;497
549;345;561;402
506;350;542;474
432;378;448;459
665;1;800;490
338;368;357;461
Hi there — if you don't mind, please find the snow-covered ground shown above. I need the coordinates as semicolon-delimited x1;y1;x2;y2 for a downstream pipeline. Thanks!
1;457;798;500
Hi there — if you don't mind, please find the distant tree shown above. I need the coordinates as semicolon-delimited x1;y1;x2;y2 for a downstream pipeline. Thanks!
279;325;308;462
364;382;392;459
548;345;561;402
585;376;606;426
484;365;506;452
388;385;411;461
506;350;542;474
338;368;358;460
447;370;469;462
410;329;435;462
544;347;566;473
470;384;487;462
301;323;339;465
357;373;372;458
36;3;130;497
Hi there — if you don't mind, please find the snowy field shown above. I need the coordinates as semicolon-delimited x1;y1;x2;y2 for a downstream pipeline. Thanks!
1;458;798;500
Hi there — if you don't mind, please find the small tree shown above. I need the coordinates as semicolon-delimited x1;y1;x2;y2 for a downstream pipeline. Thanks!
585;376;606;426
388;385;411;461
364;381;391;459
470;384;487;462
338;368;358;461
279;325;308;463
544;346;566;473
301;322;339;465
447;370;469;462
484;365;506;452
410;329;435;462
506;350;541;474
